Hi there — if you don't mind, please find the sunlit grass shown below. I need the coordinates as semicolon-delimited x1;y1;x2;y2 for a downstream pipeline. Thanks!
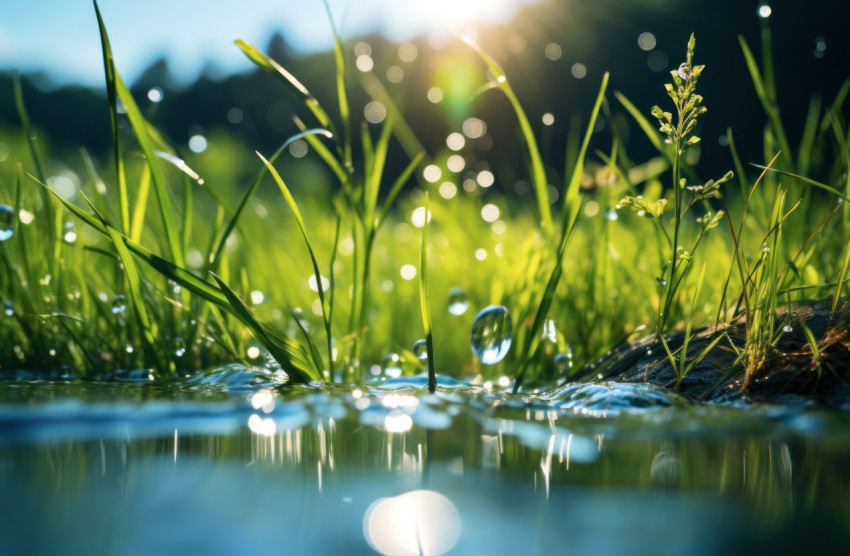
0;2;848;393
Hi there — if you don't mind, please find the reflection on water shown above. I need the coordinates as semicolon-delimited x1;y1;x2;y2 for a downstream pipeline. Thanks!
0;371;849;554
364;490;461;556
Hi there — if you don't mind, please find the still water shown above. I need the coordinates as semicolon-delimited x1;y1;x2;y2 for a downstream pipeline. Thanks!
1;367;849;555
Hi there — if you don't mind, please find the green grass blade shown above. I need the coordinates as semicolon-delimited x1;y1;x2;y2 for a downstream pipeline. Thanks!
680;263;707;379
130;165;152;243
105;226;162;368
208;129;332;272
358;72;428;161
210;272;320;383
461;35;552;238
293;117;349;186
749;165;845;198
37;176;227;307
561;72;609;238
93;0;129;236
738;35;792;161
364;114;395;229
291;310;326;381
726;128;750;202
112;73;184;266
833;238;850;313
614;91;670;163
800;321;822;377
512;73;609;392
234;38;335;135
12;72;46;182
322;0;351;169
419;193;436;392
798;96;822;175
327;216;341;381
257;151;333;373
377;151;425;229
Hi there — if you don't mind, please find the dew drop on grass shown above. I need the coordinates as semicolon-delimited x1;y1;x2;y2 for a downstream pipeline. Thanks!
413;339;428;361
4;300;13;317
604;207;619;221
174;337;186;357
447;287;469;316
62;222;77;244
111;295;127;314
471;305;512;364
381;353;402;378
125;344;134;354
0;205;15;241
782;325;793;333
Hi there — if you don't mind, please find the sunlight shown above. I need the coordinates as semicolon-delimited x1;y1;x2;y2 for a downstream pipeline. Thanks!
389;0;537;36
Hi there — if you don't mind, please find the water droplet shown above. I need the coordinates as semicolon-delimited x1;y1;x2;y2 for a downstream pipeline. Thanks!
4;300;13;316
62;222;77;244
125;343;134;354
604;207;619;221
656;277;668;287
381;353;402;378
174;337;186;357
554;352;574;378
448;287;469;316
413;339;428;360
677;62;691;81
169;280;182;297
782;325;793;333
0;205;15;241
111;295;127;314
471;305;512;364
664;138;672;144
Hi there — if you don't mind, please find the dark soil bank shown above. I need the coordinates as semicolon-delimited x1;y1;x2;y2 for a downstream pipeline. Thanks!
580;300;850;407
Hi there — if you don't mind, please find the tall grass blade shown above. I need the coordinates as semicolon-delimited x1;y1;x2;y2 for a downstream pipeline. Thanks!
211;273;320;383
461;35;552;238
512;73;609;393
93;0;129;236
377;152;425;228
749;165;845;198
105;226;163;369
359;72;428;160
235;39;335;135
418;193;436;392
208;129;332;271
130;165;152;243
738;35;792;161
257;152;333;375
322;0;351;169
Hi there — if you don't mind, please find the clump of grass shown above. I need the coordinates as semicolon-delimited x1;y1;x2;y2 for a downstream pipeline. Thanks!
616;34;732;386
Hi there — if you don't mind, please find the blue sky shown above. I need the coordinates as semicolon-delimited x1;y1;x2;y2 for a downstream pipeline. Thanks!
0;0;539;86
